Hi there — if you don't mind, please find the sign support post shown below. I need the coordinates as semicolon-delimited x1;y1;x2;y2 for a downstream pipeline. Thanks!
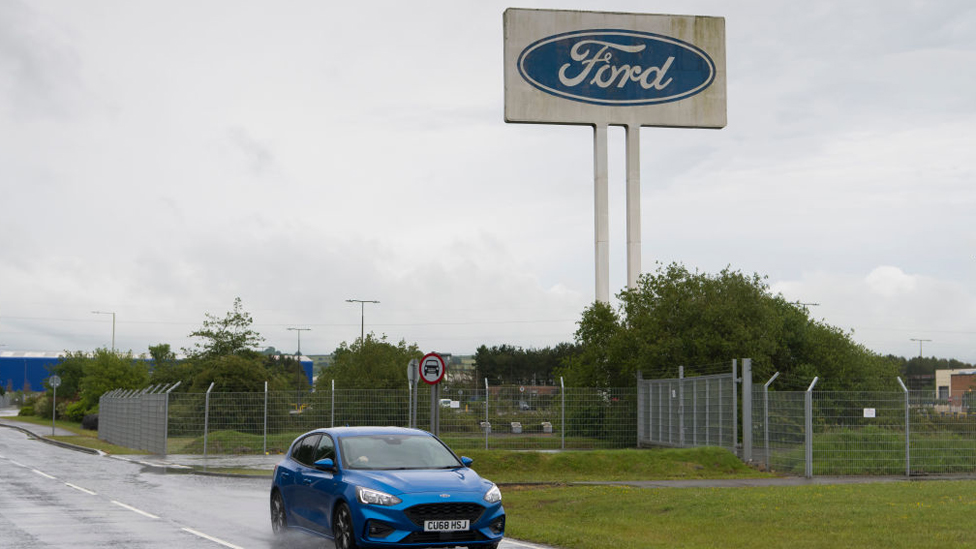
594;123;610;302
504;8;726;300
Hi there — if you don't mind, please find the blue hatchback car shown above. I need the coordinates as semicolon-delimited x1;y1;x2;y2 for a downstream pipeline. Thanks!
270;426;505;548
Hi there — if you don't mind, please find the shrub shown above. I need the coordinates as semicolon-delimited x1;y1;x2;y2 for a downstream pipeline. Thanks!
18;406;34;416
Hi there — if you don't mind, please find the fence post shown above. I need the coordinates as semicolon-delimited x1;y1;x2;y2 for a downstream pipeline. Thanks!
637;371;645;447
164;381;180;455
203;382;215;459
678;366;685;447
330;379;335;428
560;377;565;450
263;381;268;455
732;360;738;452
484;378;489;450
742;358;752;463
805;377;819;479
763;372;780;470
897;377;910;477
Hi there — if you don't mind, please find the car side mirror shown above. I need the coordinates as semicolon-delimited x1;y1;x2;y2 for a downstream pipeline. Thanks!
460;456;473;467
314;458;336;471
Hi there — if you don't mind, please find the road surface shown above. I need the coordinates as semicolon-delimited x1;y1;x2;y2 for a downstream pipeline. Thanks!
0;423;549;549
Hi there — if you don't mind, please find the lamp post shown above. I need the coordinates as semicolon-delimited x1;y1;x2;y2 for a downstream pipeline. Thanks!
910;338;932;358
287;327;311;389
345;299;379;345
91;311;116;351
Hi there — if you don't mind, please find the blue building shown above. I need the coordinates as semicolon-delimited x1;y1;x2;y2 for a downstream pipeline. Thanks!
0;351;314;393
0;351;64;393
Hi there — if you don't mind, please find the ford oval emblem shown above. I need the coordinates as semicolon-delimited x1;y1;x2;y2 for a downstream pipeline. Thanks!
517;29;716;106
440;493;451;498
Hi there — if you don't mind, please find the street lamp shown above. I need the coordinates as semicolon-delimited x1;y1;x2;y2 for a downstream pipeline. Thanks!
91;311;116;351
910;338;932;358
346;299;379;344
288;327;311;390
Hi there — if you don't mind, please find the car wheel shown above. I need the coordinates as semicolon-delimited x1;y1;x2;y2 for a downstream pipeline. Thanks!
333;503;359;549
270;491;287;535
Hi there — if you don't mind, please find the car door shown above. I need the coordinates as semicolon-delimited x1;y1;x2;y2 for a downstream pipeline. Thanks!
300;434;340;535
287;434;321;530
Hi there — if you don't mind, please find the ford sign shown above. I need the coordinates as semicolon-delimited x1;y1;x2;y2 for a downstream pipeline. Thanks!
517;29;716;106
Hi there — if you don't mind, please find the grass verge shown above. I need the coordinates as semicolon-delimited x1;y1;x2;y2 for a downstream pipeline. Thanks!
503;481;976;549
0;416;145;455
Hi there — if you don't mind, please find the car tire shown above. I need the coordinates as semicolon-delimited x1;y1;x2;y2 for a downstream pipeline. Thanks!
333;502;359;549
270;491;287;535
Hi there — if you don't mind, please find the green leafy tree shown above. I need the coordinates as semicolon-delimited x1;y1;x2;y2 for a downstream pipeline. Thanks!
184;297;264;360
559;262;900;390
474;343;579;385
316;334;422;390
48;350;88;399
78;348;151;409
189;355;268;392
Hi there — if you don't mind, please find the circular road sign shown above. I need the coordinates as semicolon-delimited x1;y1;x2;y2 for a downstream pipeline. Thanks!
49;375;62;389
419;352;446;385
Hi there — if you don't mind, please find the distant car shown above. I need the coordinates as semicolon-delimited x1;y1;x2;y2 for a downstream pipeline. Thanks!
424;360;441;377
270;426;505;549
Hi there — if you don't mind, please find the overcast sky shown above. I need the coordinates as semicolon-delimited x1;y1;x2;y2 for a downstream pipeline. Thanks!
1;0;974;364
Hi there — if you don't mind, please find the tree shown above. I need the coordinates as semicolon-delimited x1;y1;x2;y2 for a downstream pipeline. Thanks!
316;334;422;390
559;262;900;390
78;348;150;409
189;355;268;392
184;297;263;360
474;343;579;385
49;350;89;399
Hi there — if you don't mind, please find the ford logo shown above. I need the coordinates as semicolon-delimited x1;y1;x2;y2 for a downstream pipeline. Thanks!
517;29;716;106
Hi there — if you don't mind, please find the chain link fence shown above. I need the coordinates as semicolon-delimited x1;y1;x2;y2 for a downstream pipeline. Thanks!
100;381;637;455
752;377;976;477
637;369;737;451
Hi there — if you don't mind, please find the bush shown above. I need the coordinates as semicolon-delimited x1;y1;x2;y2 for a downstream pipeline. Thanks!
18;406;34;416
82;414;99;431
64;400;90;422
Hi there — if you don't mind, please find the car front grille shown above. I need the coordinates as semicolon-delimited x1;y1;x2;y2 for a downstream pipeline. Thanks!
401;530;487;544
403;502;486;527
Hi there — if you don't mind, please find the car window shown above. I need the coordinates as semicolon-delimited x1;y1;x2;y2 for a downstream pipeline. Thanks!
292;434;322;466
339;434;462;470
314;435;335;463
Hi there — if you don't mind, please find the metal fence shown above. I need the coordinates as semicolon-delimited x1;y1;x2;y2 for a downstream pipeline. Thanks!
752;376;976;477
99;381;638;455
637;368;737;451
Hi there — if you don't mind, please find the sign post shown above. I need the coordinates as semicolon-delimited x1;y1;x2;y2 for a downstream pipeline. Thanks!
407;359;419;428
48;375;61;436
420;353;447;435
504;8;726;301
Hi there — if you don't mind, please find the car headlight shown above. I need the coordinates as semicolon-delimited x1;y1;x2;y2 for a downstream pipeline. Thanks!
357;486;402;506
484;484;502;504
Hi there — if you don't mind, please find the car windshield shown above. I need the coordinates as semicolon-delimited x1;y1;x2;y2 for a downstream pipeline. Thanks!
339;434;462;470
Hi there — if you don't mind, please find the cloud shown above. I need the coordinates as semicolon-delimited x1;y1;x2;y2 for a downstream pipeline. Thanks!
772;267;976;361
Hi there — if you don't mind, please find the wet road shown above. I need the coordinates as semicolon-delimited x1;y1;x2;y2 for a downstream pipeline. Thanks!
0;426;546;549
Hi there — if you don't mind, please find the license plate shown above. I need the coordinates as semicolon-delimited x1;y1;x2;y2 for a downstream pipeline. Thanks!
424;519;469;532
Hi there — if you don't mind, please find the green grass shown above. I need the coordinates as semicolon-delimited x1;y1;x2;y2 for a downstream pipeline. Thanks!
0;416;146;455
772;427;976;476
462;447;766;483
503;481;976;548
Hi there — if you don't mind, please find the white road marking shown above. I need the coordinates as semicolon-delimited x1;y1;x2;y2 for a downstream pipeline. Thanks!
65;482;98;495
9;460;26;467
505;540;552;548
32;469;56;480
111;500;160;519
181;527;245;549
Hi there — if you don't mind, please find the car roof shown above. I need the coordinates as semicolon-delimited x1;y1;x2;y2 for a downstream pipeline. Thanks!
304;426;433;439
